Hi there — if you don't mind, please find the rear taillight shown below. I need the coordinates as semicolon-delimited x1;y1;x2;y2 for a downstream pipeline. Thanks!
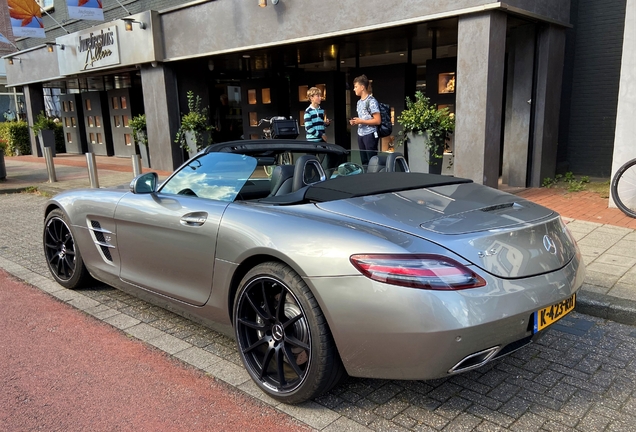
350;254;487;290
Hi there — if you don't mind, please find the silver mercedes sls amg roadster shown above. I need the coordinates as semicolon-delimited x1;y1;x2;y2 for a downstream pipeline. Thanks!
43;140;584;404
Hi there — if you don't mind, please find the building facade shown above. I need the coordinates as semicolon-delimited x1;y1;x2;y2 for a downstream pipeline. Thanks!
5;0;605;189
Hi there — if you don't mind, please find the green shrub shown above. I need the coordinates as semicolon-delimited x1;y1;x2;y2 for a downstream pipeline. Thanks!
0;121;31;156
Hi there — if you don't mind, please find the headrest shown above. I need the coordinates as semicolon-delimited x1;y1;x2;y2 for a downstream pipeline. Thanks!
367;154;388;173
292;155;326;192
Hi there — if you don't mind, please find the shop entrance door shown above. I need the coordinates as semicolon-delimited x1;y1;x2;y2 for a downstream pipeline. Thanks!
108;89;136;157
59;94;87;154
240;78;289;140
81;91;114;156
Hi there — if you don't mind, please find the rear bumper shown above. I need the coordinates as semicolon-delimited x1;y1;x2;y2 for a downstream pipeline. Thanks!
306;254;585;380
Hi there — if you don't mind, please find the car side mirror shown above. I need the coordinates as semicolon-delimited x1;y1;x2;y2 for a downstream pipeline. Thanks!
130;172;158;194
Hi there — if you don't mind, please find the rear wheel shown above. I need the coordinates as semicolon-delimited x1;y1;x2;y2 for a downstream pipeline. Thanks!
233;262;345;404
611;158;636;218
43;209;92;289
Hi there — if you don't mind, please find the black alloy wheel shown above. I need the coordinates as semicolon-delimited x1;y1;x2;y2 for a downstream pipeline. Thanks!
43;209;91;289
234;262;345;403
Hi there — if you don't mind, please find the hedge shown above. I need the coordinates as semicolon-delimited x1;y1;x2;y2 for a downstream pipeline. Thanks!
0;121;31;156
0;120;66;156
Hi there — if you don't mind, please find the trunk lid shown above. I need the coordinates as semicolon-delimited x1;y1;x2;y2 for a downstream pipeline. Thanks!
315;183;576;278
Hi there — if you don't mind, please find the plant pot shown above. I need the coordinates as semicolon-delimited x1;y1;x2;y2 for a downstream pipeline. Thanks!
136;132;150;168
138;144;150;168
38;129;56;157
405;131;443;174
184;131;209;160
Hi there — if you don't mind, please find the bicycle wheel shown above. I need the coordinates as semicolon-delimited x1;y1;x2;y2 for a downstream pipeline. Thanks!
611;158;636;218
263;165;275;177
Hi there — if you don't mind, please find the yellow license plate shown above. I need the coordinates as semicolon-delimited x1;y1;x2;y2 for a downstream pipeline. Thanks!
533;293;576;333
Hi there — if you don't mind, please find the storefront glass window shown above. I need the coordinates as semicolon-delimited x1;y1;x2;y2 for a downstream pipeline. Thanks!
0;87;25;122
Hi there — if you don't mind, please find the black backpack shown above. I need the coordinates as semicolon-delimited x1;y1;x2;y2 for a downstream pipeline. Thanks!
366;98;393;138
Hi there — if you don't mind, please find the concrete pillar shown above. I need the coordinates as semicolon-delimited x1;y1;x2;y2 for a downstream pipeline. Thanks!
610;0;636;207
23;84;45;157
454;11;507;188
529;24;566;187
502;25;535;187
140;63;182;172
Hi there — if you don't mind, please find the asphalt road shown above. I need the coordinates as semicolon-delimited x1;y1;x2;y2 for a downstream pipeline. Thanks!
0;269;311;432
2;191;636;431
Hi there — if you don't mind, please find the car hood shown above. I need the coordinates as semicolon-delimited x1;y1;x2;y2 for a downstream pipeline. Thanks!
315;182;577;279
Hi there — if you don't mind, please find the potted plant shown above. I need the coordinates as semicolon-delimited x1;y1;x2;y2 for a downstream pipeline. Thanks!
396;91;455;174
130;114;150;168
31;111;57;157
174;91;212;158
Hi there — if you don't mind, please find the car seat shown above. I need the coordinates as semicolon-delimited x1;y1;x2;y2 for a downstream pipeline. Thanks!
268;164;295;196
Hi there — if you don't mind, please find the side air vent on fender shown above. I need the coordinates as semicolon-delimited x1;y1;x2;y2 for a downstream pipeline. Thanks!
88;220;115;263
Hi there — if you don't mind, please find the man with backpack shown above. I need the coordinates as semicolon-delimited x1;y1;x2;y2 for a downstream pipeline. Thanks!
350;74;381;166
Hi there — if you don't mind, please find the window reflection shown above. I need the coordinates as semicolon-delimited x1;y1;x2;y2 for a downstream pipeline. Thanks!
159;153;258;202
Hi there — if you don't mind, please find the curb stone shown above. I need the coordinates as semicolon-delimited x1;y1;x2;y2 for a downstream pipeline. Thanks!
576;291;636;326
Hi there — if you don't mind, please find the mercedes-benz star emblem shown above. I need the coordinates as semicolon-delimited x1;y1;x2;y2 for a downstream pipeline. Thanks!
272;324;284;341
543;235;557;254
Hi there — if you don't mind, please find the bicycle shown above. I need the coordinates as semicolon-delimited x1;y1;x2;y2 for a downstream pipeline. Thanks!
611;157;636;218
256;117;296;176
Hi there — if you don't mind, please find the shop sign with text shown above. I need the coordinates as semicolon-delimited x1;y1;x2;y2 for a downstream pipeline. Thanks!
58;25;121;75
78;27;120;71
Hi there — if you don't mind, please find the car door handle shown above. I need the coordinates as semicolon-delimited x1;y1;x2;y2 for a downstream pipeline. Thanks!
180;212;208;226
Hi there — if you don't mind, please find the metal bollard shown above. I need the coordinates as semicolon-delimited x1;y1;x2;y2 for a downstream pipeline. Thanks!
85;152;100;188
132;154;142;177
43;146;57;183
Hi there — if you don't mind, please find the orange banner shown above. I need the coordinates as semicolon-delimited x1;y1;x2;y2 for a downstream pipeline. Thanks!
8;0;45;38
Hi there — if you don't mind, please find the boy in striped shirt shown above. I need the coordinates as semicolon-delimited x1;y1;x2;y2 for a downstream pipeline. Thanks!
304;87;330;142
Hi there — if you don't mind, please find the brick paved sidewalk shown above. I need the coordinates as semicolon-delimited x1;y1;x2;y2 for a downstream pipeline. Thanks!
516;188;636;230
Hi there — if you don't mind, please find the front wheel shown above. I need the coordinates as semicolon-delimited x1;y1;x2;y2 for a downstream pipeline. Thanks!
611;158;636;218
43;209;92;289
233;262;345;404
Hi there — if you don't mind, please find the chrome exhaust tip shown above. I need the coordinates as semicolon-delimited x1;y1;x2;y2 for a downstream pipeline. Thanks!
448;346;500;374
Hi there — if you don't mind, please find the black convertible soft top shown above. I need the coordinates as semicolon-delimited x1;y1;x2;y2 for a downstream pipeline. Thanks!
260;172;473;205
206;140;348;156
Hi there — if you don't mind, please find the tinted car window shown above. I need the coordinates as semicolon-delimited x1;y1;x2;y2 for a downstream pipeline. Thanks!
160;153;257;201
